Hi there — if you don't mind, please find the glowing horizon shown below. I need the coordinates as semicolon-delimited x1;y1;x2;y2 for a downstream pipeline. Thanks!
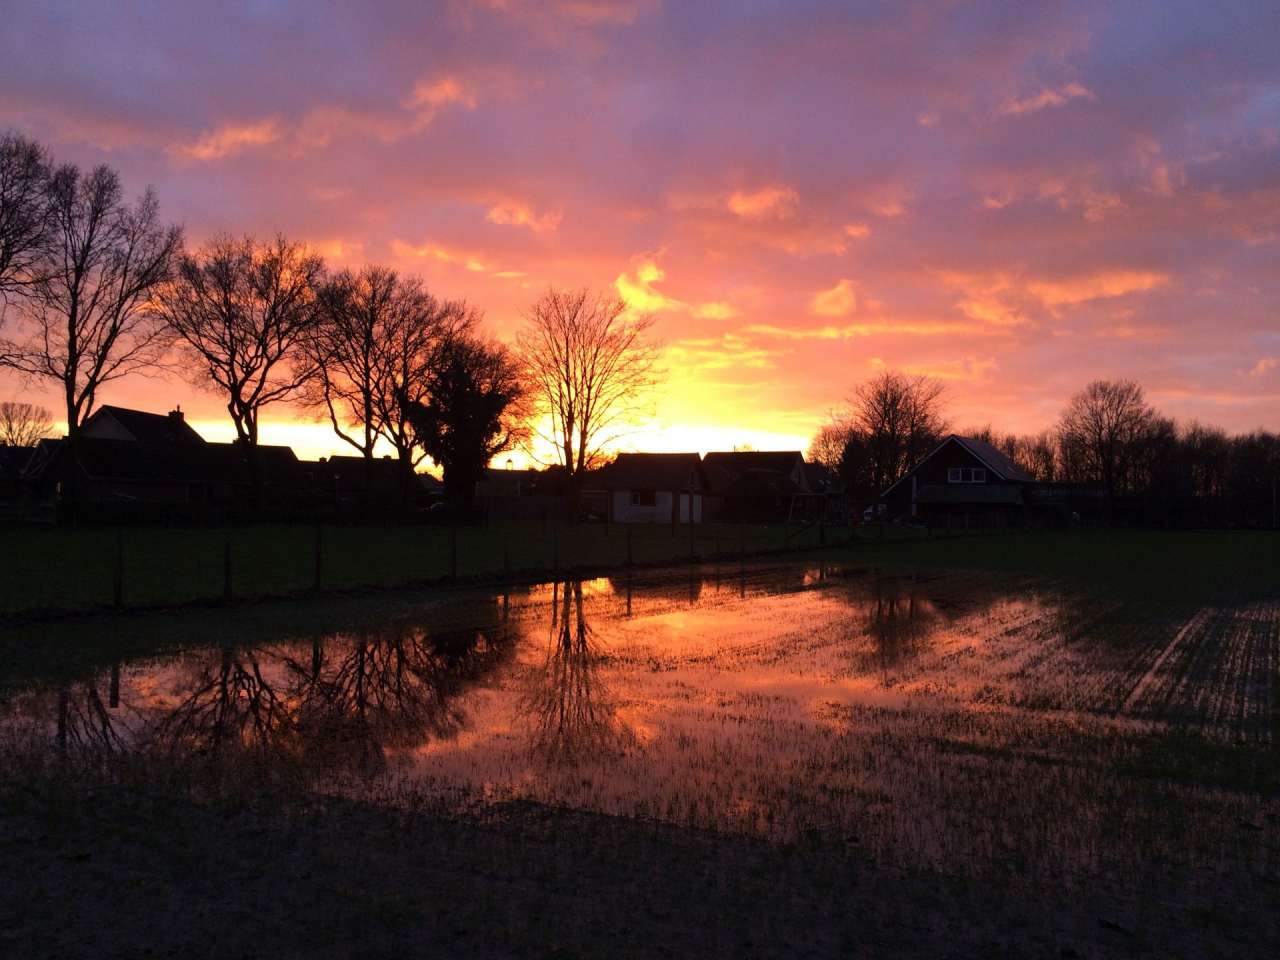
2;2;1277;461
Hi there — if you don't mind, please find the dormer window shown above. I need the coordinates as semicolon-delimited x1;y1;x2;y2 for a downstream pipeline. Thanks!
947;467;986;483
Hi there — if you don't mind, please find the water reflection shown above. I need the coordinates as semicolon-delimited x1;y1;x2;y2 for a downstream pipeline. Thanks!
524;581;630;762
3;561;1275;880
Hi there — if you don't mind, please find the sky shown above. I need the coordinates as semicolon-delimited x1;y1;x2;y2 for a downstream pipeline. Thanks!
1;0;1278;462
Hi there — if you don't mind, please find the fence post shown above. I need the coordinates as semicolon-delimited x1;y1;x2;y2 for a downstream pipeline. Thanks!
740;521;746;559
313;523;323;591
223;539;232;601
552;526;559;574
503;541;511;578
112;528;124;610
450;526;458;580
626;524;633;567
689;513;695;561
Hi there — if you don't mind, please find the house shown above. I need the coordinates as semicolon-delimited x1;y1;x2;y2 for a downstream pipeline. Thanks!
21;405;306;520
702;450;811;522
591;452;706;523
880;434;1034;527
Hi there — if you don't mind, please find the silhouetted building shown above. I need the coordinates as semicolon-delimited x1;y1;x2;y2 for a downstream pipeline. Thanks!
880;435;1033;527
590;452;706;523
703;450;813;522
22;405;306;520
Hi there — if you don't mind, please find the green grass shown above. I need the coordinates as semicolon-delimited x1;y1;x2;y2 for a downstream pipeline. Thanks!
839;527;1280;602
2;522;1274;618
0;520;835;617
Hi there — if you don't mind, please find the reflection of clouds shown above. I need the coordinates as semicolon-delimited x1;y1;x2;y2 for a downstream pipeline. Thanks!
523;581;631;762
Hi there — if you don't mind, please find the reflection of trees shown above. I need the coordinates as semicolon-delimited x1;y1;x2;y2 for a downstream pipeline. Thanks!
292;616;511;776
524;580;629;761
146;646;293;760
865;578;939;670
55;679;126;754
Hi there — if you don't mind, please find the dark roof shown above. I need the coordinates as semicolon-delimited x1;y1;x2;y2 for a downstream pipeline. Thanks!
28;437;300;486
802;461;843;494
89;405;206;446
882;434;1033;498
720;468;804;498
952;436;1034;483
594;453;705;491
703;450;806;495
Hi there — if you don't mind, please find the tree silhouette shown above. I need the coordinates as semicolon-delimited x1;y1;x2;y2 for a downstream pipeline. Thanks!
406;334;531;507
0;162;180;439
158;234;323;446
0;131;51;311
518;288;659;495
0;400;53;447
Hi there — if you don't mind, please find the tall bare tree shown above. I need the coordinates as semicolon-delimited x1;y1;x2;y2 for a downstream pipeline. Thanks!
0;131;51;309
1056;379;1158;499
0;163;180;438
305;266;470;488
518;288;659;487
0;400;53;447
158;234;322;445
822;370;947;499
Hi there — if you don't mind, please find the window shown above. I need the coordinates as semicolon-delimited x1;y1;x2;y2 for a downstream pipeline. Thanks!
947;468;961;483
947;467;987;484
631;489;656;506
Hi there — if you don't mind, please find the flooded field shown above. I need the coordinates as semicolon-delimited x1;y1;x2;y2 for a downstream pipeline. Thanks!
5;559;1277;893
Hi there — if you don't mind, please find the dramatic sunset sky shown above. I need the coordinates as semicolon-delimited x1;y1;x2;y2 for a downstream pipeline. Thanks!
1;1;1277;461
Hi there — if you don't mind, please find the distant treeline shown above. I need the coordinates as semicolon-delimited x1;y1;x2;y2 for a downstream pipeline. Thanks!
811;373;1278;528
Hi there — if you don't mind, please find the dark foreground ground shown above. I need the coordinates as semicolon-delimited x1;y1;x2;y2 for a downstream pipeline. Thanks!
3;771;1275;960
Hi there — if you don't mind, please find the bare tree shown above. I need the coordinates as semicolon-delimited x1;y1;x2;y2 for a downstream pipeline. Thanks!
807;416;851;470
830;370;947;498
1056;379;1158;499
0;131;51;309
158;234;322;445
0;400;53;447
518;288;659;487
0;163;180;438
305;266;470;489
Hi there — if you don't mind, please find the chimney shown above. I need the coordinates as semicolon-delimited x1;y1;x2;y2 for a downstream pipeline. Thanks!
168;405;184;424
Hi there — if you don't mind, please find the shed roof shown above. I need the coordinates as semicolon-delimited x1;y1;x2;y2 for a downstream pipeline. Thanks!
702;450;806;494
595;452;704;491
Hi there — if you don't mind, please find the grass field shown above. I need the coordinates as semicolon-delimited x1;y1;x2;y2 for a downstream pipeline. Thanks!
0;522;1275;618
0;519;848;617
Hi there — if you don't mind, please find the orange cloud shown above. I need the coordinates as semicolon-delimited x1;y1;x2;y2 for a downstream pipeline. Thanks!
173;119;281;160
1001;82;1094;117
728;185;798;219
486;202;562;233
1248;356;1278;377
1027;270;1168;307
809;278;857;317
